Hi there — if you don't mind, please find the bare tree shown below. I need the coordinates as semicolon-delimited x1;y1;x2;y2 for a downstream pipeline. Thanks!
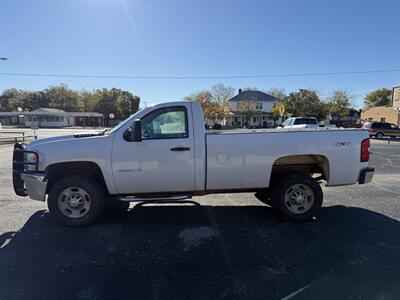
210;83;235;103
267;87;286;103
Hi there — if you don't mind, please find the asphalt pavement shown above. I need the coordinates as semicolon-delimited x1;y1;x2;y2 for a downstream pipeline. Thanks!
0;130;399;299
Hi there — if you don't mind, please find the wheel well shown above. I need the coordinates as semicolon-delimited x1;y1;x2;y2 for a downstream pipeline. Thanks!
270;155;329;184
45;161;109;194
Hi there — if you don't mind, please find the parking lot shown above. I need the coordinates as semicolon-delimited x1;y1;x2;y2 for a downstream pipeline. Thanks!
0;129;399;299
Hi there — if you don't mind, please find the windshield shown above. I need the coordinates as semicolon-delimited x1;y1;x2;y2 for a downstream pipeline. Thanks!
106;111;141;135
294;118;318;125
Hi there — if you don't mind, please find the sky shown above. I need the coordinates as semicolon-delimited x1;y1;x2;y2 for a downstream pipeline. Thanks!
0;0;399;108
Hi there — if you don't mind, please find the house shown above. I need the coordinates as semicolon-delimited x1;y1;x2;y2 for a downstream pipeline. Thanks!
361;106;400;126
0;108;104;128
226;89;278;127
360;86;400;127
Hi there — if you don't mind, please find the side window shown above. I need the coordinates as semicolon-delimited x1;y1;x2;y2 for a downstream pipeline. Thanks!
371;123;380;129
382;123;391;129
141;106;188;139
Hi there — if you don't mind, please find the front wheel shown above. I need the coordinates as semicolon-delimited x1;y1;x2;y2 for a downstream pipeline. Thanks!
376;132;384;139
271;174;323;222
48;176;106;227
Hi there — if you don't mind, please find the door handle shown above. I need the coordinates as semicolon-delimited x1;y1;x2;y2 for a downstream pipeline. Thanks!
170;147;191;151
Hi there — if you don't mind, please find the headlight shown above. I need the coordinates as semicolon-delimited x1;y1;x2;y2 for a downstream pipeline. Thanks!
24;152;37;163
24;152;38;172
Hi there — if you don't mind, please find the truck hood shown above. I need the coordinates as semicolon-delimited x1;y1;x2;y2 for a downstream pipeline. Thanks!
27;132;105;150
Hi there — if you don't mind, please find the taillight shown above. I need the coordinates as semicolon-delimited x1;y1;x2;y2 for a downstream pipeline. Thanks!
361;138;370;162
369;128;376;132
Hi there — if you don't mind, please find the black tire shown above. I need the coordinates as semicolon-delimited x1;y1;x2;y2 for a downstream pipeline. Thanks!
271;174;323;222
254;190;273;206
48;175;106;227
376;132;384;139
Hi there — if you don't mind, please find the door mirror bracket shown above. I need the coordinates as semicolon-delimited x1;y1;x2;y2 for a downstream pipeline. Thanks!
133;119;142;142
124;119;142;142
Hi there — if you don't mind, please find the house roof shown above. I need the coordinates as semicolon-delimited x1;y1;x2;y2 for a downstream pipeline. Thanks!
68;112;103;117
0;112;23;117
27;108;69;116
228;90;277;102
0;108;103;117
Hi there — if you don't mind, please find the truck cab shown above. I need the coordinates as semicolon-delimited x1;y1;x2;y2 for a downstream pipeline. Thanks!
280;117;319;129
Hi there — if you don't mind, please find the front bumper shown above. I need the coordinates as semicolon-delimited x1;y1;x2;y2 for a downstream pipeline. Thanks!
20;173;47;201
359;167;375;184
13;143;47;201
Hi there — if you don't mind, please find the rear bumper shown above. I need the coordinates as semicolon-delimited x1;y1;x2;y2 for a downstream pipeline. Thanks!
359;167;375;184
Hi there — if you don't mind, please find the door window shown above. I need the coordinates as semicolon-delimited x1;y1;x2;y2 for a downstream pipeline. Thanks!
141;106;188;139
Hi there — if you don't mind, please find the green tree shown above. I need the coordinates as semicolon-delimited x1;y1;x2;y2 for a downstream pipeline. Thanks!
328;90;352;117
0;89;24;111
94;88;140;120
284;89;328;120
80;90;101;112
43;85;84;112
22;91;49;111
364;88;392;108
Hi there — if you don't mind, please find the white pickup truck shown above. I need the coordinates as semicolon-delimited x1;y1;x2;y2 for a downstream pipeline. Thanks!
279;117;320;129
13;101;374;226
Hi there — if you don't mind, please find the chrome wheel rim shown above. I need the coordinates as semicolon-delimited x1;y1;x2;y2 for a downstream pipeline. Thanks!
58;187;91;218
284;184;314;214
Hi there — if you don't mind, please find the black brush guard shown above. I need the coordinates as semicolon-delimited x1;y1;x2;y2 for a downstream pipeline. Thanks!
12;143;39;197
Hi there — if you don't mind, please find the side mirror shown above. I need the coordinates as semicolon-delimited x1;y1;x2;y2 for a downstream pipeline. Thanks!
133;119;142;142
124;119;142;142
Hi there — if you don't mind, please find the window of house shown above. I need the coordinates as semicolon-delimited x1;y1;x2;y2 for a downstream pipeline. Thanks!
141;106;188;139
368;118;373;122
381;118;386;123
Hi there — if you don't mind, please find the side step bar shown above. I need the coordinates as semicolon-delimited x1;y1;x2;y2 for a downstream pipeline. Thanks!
118;195;192;203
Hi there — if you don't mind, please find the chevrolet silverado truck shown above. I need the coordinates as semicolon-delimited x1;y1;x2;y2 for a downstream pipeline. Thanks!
13;101;374;226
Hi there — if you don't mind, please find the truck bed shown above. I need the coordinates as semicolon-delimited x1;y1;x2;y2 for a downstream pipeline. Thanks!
205;128;368;190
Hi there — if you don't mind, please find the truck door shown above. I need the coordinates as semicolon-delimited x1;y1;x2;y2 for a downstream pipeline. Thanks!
112;105;195;194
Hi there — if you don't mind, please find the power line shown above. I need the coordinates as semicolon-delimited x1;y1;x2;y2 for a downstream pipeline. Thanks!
0;69;399;80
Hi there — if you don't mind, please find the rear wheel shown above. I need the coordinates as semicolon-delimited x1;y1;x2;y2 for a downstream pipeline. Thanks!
376;132;384;139
271;174;322;221
48;176;106;226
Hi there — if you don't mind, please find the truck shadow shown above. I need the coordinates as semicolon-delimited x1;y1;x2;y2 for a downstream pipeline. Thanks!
1;205;400;299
